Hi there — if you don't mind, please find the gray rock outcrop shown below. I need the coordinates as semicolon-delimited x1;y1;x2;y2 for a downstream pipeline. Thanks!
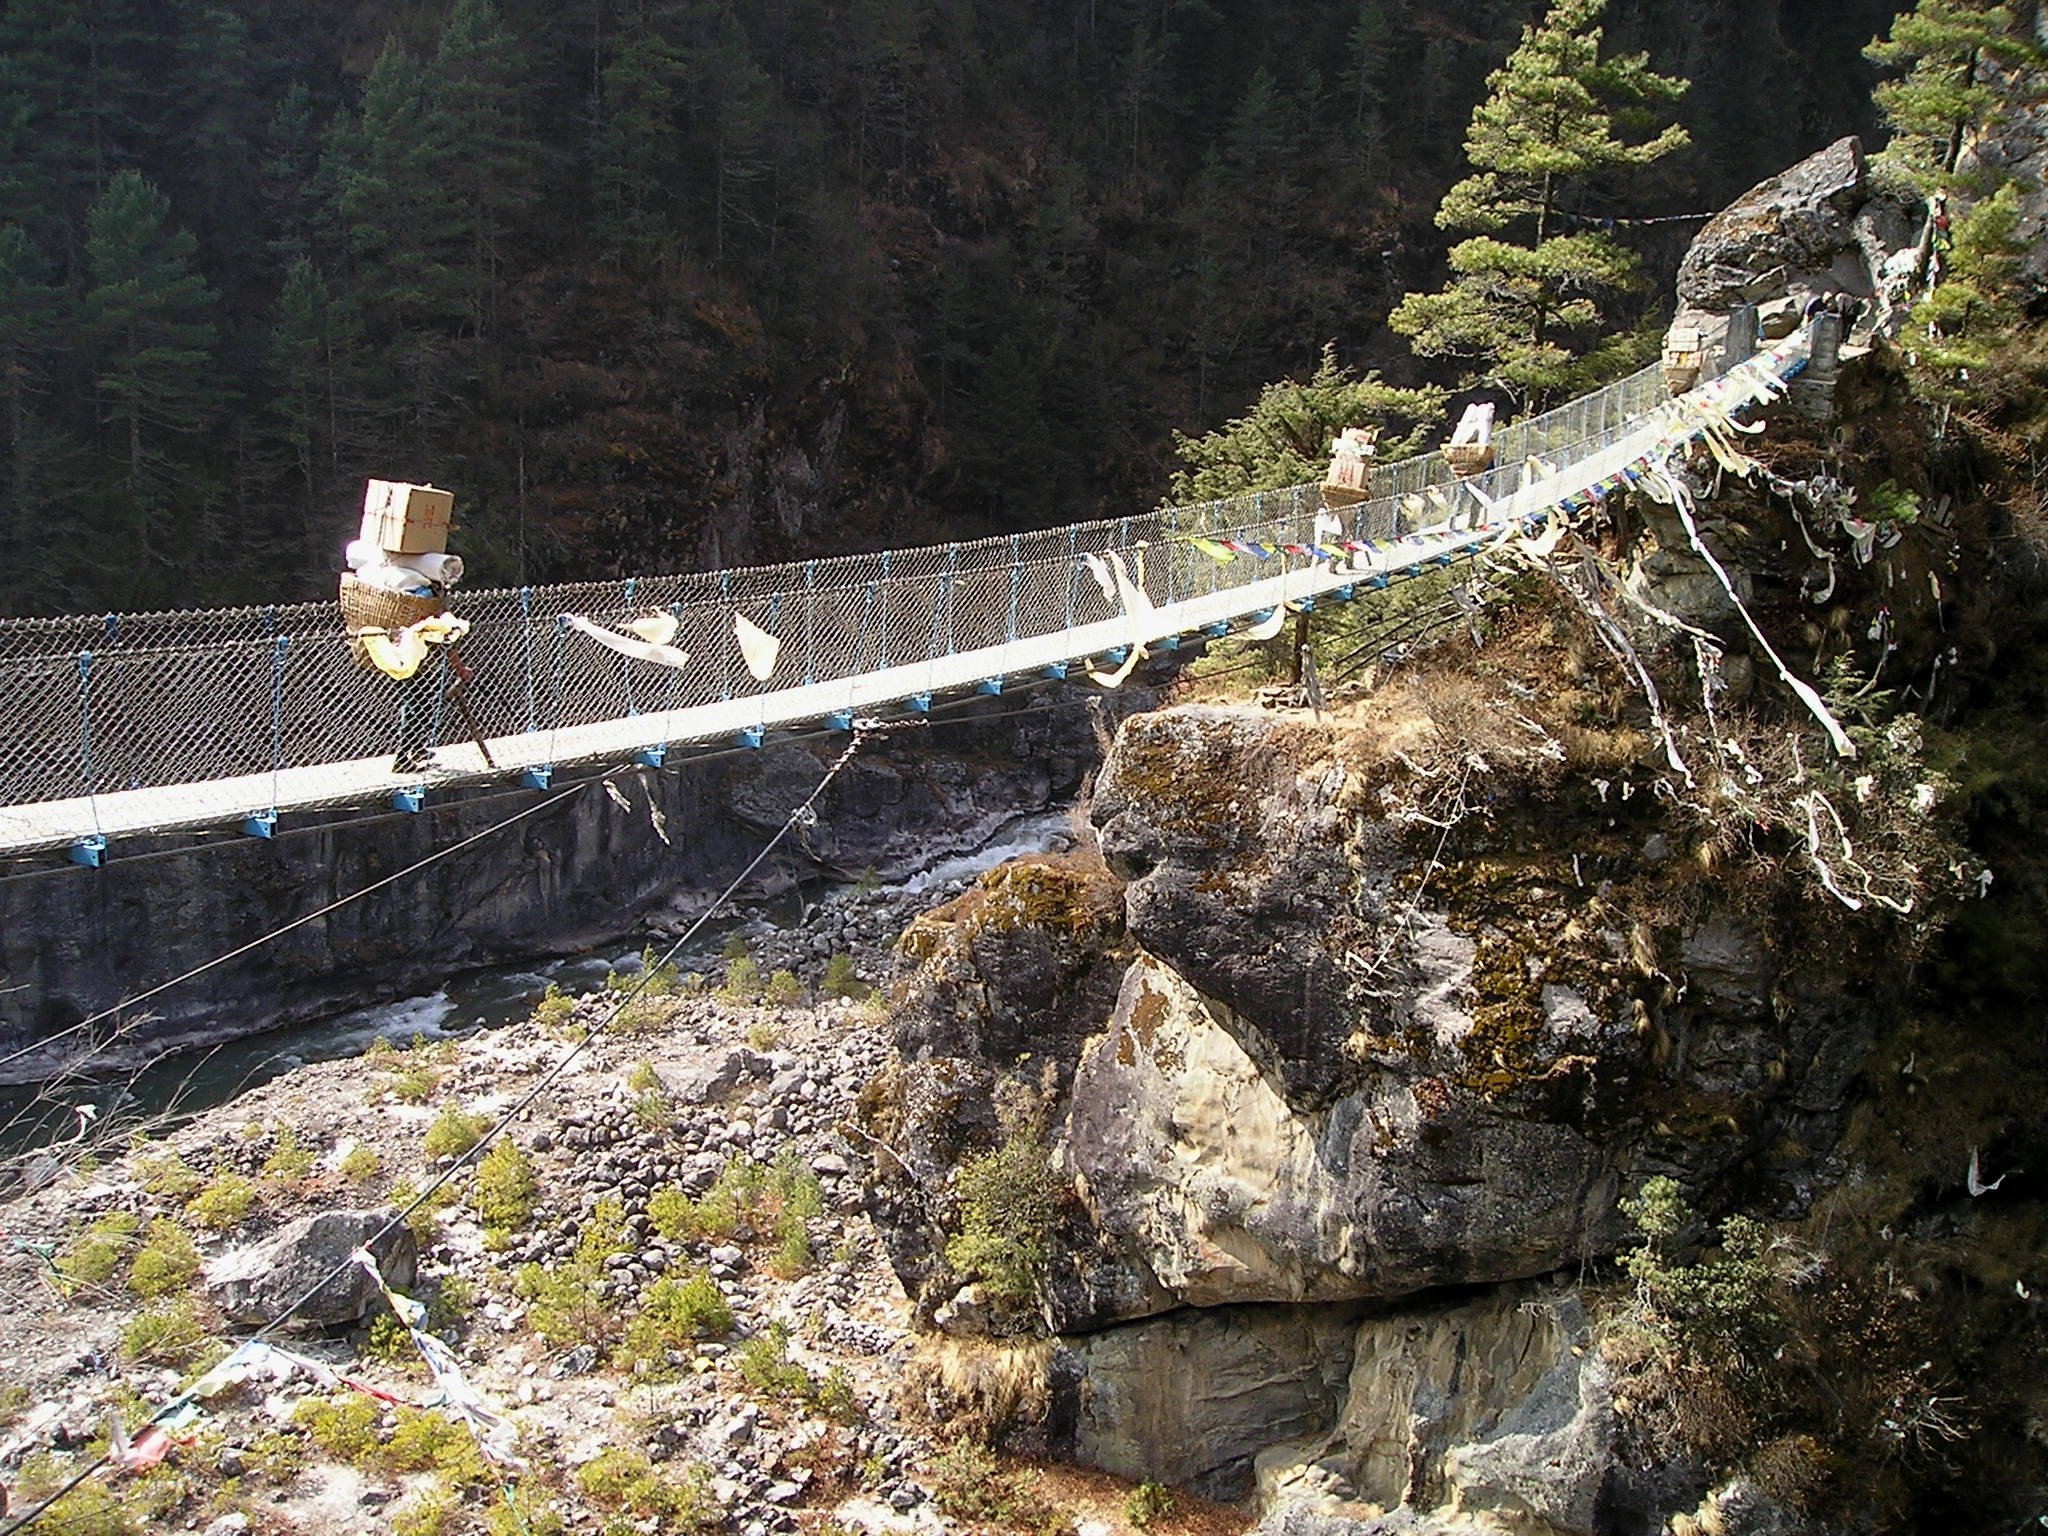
866;701;1890;1337
205;1208;417;1328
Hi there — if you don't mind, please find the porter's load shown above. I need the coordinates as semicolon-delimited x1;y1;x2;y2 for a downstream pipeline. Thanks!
1441;402;1494;477
340;480;463;670
359;479;455;556
1321;426;1378;509
1662;326;1704;394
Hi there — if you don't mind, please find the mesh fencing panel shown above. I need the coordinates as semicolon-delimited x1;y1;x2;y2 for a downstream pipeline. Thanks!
0;345;1797;828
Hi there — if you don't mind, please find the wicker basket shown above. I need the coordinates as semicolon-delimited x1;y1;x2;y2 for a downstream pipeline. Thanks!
1320;481;1370;511
340;572;445;669
1442;442;1494;477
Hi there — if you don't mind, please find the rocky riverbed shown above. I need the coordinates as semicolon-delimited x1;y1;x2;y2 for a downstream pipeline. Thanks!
0;870;1234;1536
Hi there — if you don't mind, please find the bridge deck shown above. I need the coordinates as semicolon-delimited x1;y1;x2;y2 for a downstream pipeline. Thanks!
0;327;1806;859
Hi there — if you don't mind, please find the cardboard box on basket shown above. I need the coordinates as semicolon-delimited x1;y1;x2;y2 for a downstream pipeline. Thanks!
360;480;454;555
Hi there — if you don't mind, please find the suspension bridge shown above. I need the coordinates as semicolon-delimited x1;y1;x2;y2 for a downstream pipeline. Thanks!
0;320;1814;865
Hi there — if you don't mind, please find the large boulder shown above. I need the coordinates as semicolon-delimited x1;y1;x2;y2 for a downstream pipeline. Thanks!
1664;136;1923;369
205;1208;417;1328
1678;137;1875;311
868;700;1891;1333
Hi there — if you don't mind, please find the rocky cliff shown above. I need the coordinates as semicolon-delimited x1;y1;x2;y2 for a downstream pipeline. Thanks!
860;140;2048;1534
0;685;1154;1081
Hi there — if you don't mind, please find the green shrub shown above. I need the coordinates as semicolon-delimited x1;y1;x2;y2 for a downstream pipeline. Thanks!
386;1408;487;1480
533;982;577;1031
392;1483;460;1536
945;1132;1064;1317
764;968;804;1007
127;1217;200;1299
57;1211;140;1289
1125;1481;1176;1528
821;952;867;1000
422;1105;485;1161
363;1310;415;1366
7;1456;142;1535
1620;1176;1778;1361
576;1448;711;1524
514;1196;631;1347
261;1127;317;1186
717;956;762;1004
929;1439;1029;1522
339;1144;380;1183
648;1185;702;1243
135;1146;203;1201
771;1209;814;1279
185;1172;257;1231
389;1063;441;1103
815;1364;861;1424
737;1323;815;1401
123;1296;210;1366
389;1176;460;1245
474;1140;537;1245
616;1272;734;1375
487;1494;566;1536
293;1393;382;1463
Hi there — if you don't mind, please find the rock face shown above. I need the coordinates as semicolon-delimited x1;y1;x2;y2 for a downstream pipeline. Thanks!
205;1208;417;1328
865;689;1894;1514
1664;136;1922;366
0;686;1156;1082
868;704;1880;1333
1048;1284;1626;1527
1053;1303;1362;1499
1257;1288;1619;1533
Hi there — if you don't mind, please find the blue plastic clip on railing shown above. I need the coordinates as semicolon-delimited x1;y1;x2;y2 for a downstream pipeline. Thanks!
827;709;855;732
977;677;1003;695
1101;646;1127;665
244;811;277;839
908;693;931;714
71;834;107;868
638;744;669;766
1043;661;1068;680
522;765;554;790
733;729;762;750
1155;635;1180;651
1334;585;1356;601
1204;621;1231;638
391;787;424;814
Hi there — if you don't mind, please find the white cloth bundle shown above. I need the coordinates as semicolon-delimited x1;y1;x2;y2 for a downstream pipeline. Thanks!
345;540;463;587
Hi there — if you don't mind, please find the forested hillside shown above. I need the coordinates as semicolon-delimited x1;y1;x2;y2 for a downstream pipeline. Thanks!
0;0;1895;614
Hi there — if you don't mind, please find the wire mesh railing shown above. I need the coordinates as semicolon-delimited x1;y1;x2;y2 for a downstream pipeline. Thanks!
0;332;1800;833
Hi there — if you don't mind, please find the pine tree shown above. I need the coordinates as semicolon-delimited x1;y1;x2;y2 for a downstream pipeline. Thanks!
0;223;80;610
1865;0;2047;186
425;0;541;334
81;170;221;573
593;25;690;267
332;36;466;449
1167;343;1447;503
266;257;364;575
1389;0;1689;410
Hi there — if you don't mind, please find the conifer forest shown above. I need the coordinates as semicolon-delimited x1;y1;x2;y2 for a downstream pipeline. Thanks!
0;0;1897;616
